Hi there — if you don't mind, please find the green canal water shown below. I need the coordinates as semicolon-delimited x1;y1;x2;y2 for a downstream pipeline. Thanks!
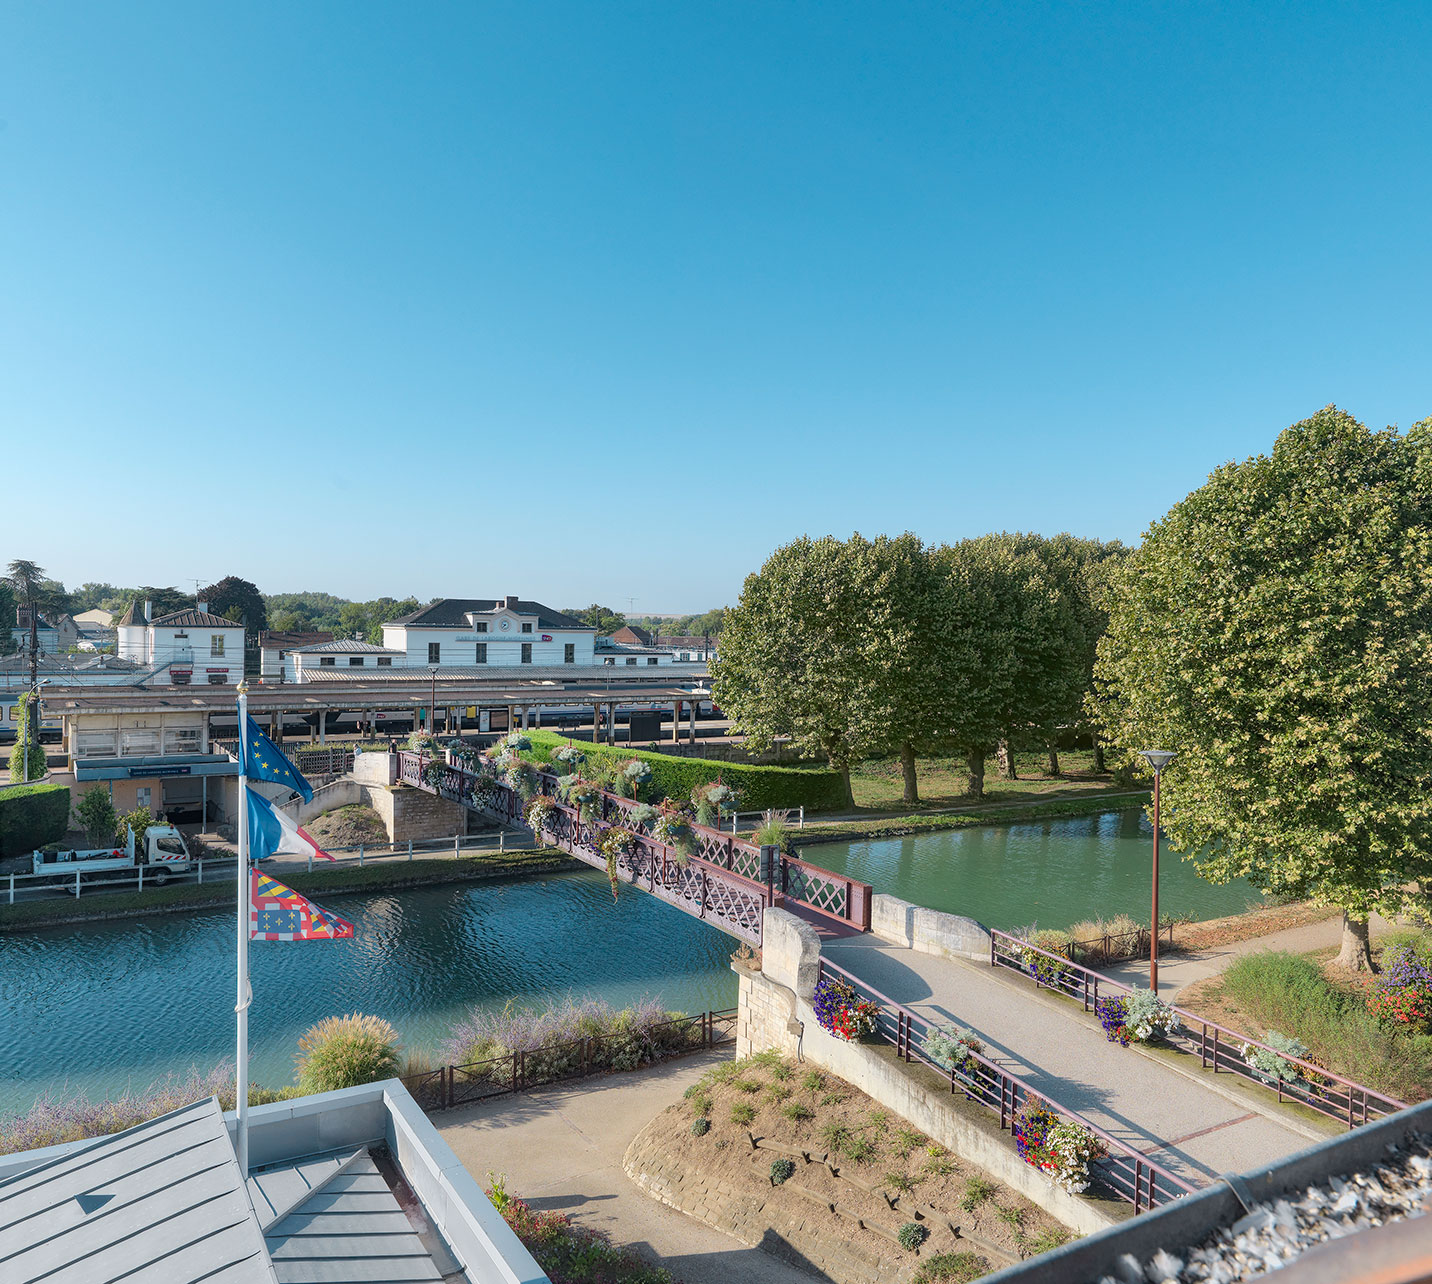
0;809;1257;1115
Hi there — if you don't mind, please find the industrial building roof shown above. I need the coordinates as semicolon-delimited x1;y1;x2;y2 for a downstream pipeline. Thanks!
0;1096;275;1284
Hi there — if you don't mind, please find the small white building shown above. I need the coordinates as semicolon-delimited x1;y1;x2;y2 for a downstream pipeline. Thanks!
257;629;334;681
116;600;247;686
289;638;405;682
383;595;597;668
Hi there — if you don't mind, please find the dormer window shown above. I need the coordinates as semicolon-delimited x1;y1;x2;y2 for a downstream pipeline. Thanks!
474;622;488;632
521;622;533;633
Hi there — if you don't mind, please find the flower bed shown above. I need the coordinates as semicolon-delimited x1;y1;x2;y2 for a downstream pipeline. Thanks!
1367;946;1432;1030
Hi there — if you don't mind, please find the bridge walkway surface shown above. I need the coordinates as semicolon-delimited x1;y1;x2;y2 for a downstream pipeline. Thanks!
821;934;1321;1189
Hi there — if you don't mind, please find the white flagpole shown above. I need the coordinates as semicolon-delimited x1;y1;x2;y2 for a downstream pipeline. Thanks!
236;684;251;1177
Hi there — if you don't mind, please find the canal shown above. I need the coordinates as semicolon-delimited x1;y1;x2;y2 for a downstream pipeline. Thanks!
0;808;1258;1116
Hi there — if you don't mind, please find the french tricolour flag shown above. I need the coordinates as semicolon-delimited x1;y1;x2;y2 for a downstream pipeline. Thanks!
245;787;333;862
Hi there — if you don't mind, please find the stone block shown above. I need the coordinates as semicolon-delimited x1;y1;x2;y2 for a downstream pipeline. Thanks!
911;907;992;963
760;907;822;999
870;894;916;947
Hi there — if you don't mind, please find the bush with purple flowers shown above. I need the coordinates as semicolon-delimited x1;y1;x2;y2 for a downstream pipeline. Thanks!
1367;945;1432;1030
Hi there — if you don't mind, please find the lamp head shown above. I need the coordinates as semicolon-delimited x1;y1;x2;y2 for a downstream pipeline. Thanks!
1139;749;1177;774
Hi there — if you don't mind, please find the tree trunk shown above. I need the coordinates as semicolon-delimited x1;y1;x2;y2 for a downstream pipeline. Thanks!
837;761;855;811
900;743;919;805
966;752;985;800
1092;741;1106;773
1047;744;1061;776
998;739;1017;779
1336;911;1375;971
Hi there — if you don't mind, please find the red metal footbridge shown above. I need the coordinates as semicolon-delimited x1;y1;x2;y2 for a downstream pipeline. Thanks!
397;749;872;946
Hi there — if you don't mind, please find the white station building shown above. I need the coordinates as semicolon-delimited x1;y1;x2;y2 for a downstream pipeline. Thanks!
382;596;598;669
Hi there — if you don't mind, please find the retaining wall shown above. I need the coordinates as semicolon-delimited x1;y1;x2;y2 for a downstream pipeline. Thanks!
870;894;992;962
736;908;1118;1236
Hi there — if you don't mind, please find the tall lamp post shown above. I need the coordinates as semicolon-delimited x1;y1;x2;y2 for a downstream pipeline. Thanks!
429;665;438;736
1138;749;1177;993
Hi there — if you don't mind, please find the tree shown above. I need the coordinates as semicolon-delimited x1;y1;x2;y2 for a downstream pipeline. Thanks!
70;582;120;613
113;586;194;620
76;784;118;847
199;576;267;634
1092;406;1432;971
929;537;1083;799
565;604;626;635
0;581;16;654
712;536;890;808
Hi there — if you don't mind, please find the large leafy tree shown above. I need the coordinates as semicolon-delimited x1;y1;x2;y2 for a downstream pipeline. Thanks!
0;581;16;654
113;586;194;620
932;536;1084;799
565;604;626;635
1093;406;1432;970
199;576;267;633
712;536;892;807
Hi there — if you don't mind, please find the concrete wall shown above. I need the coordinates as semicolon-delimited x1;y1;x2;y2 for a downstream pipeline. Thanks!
352;751;398;787
738;908;1113;1236
870;894;992;962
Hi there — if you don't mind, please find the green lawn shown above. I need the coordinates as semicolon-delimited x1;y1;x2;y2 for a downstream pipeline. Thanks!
847;749;1125;813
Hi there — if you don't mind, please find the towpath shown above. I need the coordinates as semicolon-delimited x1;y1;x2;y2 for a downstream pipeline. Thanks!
822;935;1322;1190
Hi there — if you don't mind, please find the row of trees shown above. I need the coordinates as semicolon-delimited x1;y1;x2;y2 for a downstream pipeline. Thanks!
712;532;1127;806
265;593;422;643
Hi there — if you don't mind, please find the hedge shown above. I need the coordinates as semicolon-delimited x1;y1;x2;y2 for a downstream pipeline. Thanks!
518;729;848;813
0;783;71;857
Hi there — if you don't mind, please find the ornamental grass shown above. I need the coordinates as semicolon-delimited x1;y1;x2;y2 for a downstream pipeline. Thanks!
295;1013;403;1094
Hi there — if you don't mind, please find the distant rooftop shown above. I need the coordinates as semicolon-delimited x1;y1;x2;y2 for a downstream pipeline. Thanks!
386;598;590;631
291;639;403;655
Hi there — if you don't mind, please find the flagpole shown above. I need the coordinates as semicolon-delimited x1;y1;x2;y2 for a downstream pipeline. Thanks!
236;683;251;1178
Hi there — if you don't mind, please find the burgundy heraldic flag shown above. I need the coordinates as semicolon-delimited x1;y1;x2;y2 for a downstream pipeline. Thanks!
249;869;354;941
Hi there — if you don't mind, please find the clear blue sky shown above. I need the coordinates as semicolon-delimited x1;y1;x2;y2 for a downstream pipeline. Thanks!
4;2;1429;612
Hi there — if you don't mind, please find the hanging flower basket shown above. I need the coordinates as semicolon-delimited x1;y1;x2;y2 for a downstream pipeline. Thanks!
651;803;695;862
565;779;602;823
924;1024;985;1088
598;826;636;900
422;761;448;788
1095;988;1180;1046
692;780;736;828
620;758;653;798
503;761;539;801
525;796;558;841
812;976;880;1042
1014;1100;1104;1194
552;742;587;772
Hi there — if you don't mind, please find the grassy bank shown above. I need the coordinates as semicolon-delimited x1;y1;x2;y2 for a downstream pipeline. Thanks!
848;748;1120;813
789;791;1151;846
0;848;573;933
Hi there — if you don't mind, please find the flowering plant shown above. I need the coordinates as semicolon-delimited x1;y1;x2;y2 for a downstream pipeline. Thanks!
651;802;695;861
692;780;736;827
616;759;652;799
552;742;586;771
524;796;558;840
626;802;658;829
407;730;439;755
1240;1030;1312;1086
1095;988;1179;1046
465;775;498;811
422;760;448;788
812;975;879;1041
924;1025;984;1082
1014;928;1075;988
565;779;602;822
502;760;539;801
498;731;531;753
598;827;635;900
1367;946;1432;1029
1014;1099;1103;1193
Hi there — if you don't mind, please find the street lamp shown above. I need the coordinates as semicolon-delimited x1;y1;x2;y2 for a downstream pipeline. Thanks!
429;665;438;736
1138;749;1177;992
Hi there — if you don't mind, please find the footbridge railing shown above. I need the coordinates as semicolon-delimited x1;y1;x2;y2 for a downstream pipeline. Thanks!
397;750;872;944
989;929;1406;1129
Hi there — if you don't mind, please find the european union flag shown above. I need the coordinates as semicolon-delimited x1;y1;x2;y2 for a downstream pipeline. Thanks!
242;713;313;802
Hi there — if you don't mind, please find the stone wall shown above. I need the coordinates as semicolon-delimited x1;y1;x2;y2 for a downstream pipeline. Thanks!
736;909;1118;1236
870;893;992;962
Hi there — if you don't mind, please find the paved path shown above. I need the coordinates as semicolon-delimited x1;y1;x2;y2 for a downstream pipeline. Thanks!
1102;912;1394;1002
436;1052;824;1284
823;935;1319;1188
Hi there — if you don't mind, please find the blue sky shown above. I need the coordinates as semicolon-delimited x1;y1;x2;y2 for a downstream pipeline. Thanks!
3;2;1429;612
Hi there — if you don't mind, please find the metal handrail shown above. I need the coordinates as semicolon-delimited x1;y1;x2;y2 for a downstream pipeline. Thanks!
988;928;1406;1127
817;956;1196;1211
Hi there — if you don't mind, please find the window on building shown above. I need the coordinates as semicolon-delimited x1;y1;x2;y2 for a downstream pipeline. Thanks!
75;730;119;758
625;657;637;666
210;635;225;657
475;643;488;664
163;727;200;755
520;643;532;664
564;643;575;663
320;656;336;666
428;642;441;664
207;673;227;684
521;622;533;633
648;657;659;665
120;729;160;757
377;656;392;666
348;656;363;666
603;657;615;665
474;622;488;632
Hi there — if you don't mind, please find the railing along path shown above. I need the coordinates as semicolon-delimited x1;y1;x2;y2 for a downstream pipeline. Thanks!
818;957;1196;1212
398;750;872;945
988;929;1406;1129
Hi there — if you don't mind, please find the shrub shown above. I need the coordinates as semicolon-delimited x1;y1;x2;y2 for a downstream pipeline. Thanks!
518;728;848;812
843;1134;877;1164
820;1122;852;1153
75;784;118;848
1367;946;1432;1030
730;1101;756;1125
295;1013;402;1093
764;1084;792;1104
1240;1030;1312;1086
0;782;70;856
769;1157;796;1185
732;1078;762;1094
691;1117;711;1137
898;1222;929;1250
922;1152;957;1178
800;1070;825;1094
913;1252;990;1284
689;1093;713;1116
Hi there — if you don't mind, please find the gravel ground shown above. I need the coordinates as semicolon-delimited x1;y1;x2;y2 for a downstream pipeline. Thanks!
1093;1133;1432;1284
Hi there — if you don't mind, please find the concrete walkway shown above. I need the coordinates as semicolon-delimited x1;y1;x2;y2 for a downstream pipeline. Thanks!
822;935;1318;1189
435;1052;825;1284
1102;912;1394;1002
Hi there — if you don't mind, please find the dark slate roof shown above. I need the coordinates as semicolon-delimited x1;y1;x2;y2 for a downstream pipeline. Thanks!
152;609;245;629
258;631;335;651
386;599;591;630
0;1096;275;1284
115;602;141;627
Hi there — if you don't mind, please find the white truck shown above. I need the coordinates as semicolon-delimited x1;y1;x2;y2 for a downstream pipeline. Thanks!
32;825;195;887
